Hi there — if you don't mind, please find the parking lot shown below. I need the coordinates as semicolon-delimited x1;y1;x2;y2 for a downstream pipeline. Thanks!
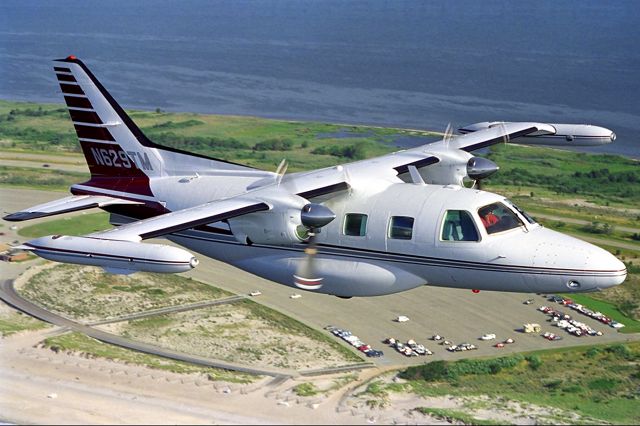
186;257;637;367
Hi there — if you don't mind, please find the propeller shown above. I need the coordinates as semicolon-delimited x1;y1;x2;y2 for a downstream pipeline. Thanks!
275;158;288;186
293;203;336;290
442;122;456;152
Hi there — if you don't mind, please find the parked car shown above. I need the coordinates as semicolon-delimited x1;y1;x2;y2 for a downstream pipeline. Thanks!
480;333;496;341
395;315;410;322
249;290;262;296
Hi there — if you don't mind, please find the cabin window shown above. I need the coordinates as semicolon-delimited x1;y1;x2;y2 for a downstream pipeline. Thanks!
441;210;479;241
344;213;368;236
478;202;525;234
389;216;414;240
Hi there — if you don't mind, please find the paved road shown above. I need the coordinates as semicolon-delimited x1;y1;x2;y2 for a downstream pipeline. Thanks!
0;151;89;174
88;295;247;325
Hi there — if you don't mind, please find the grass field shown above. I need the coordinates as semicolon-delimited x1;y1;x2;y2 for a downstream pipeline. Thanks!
397;342;640;424
0;99;437;172
17;212;111;237
485;144;640;207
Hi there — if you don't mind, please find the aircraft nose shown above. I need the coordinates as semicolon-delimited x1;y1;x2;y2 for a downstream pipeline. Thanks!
585;245;627;289
531;228;627;291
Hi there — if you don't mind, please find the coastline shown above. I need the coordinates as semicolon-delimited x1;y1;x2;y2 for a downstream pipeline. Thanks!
1;97;636;160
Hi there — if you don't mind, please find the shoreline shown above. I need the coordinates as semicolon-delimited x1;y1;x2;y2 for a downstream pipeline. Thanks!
1;97;637;161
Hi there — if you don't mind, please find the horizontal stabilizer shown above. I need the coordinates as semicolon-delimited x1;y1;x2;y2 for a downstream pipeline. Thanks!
3;195;142;221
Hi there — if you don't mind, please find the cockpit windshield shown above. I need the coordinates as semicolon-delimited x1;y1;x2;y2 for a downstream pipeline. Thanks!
504;199;537;225
478;202;525;235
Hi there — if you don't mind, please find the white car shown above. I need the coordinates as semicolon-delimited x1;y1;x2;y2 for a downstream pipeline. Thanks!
289;294;302;299
480;333;496;341
395;315;410;322
249;291;262;296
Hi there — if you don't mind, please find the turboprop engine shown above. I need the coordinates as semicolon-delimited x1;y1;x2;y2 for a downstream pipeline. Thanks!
228;200;335;246
417;149;499;186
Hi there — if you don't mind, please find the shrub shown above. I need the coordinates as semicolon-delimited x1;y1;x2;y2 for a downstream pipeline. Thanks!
607;344;632;360
525;354;543;370
253;138;293;151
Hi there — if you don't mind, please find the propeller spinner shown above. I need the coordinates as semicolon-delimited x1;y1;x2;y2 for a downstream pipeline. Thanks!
294;203;336;290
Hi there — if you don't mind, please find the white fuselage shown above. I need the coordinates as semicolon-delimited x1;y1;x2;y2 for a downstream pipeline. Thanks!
114;172;628;298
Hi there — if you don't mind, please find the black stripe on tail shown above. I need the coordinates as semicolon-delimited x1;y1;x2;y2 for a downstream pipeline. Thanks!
55;56;256;169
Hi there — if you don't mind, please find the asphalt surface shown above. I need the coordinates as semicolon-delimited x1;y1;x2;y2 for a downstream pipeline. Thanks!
1;187;638;373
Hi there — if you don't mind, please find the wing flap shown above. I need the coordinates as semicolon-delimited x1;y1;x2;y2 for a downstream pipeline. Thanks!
3;195;142;222
91;197;269;241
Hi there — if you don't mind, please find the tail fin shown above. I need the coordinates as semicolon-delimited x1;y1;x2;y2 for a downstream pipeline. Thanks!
54;56;254;191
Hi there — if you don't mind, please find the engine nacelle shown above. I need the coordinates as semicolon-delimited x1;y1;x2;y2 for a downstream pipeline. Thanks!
418;149;474;185
228;205;305;245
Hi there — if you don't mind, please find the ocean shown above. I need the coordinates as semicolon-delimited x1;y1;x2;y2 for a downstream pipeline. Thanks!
1;0;638;157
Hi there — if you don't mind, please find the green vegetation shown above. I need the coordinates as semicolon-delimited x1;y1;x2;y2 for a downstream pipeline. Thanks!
0;311;49;336
398;342;640;424
485;144;640;206
0;99;437;172
42;332;254;383
292;382;319;397
0;165;87;191
399;355;527;381
413;407;503;425
18;212;111;237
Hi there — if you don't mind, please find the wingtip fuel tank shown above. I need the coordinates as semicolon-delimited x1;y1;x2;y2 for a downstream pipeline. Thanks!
20;235;198;274
459;122;616;146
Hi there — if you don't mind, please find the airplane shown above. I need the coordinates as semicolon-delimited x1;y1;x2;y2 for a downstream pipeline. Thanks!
4;56;626;298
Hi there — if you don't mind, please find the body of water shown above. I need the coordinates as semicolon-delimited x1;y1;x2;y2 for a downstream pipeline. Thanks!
1;0;638;157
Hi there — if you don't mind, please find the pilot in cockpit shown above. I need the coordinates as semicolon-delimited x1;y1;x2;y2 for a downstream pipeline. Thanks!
479;205;499;230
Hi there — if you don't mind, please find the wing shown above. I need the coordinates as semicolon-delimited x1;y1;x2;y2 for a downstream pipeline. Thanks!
91;197;270;241
365;122;554;173
322;122;558;186
17;194;272;274
3;195;143;221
